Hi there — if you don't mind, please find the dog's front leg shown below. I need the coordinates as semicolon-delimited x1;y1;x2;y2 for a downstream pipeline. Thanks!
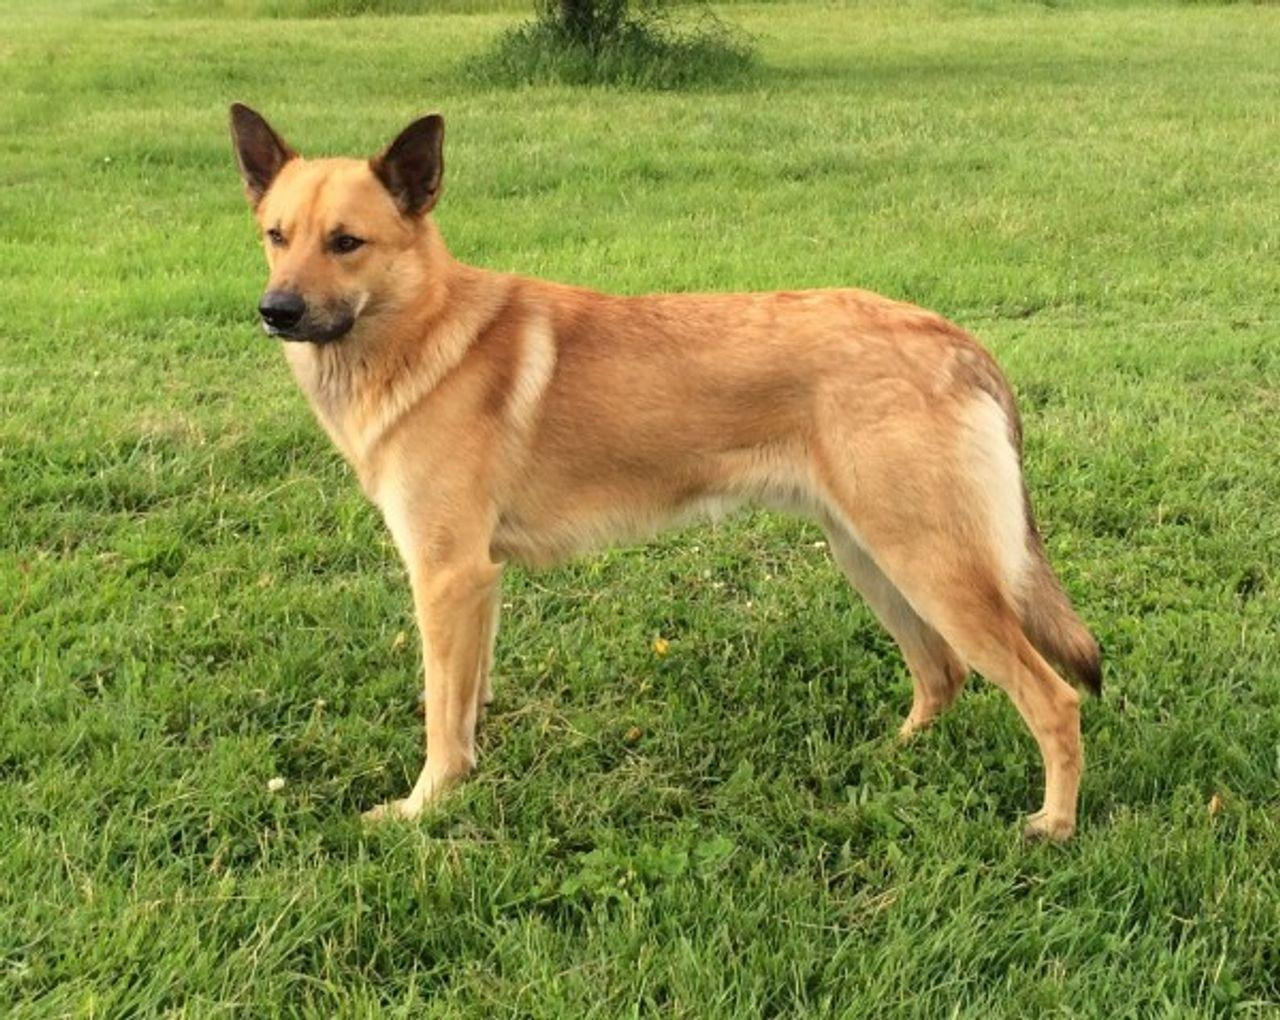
365;553;503;822
477;584;501;710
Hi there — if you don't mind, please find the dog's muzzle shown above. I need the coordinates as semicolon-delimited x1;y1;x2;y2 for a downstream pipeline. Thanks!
258;290;354;343
259;290;306;335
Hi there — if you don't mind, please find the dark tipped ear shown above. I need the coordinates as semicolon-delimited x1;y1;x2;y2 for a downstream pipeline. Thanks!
371;115;444;217
229;103;296;207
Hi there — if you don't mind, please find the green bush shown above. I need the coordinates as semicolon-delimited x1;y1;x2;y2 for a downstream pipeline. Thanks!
471;0;756;89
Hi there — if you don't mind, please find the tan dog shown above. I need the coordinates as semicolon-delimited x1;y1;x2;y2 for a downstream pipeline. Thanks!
230;104;1100;840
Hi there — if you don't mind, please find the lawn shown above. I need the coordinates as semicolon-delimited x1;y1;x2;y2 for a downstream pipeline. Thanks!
2;0;1278;1015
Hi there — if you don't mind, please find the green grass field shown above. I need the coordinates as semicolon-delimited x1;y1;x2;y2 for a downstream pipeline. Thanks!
2;1;1278;1015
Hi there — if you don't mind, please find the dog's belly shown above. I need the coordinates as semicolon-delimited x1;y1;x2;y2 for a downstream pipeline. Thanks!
489;442;821;569
489;488;738;568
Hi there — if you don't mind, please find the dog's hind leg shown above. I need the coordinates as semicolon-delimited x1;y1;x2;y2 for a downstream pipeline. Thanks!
896;571;1082;842
814;394;1084;839
822;522;967;739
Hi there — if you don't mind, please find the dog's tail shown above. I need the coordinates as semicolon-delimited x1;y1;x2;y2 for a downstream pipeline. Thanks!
958;338;1102;696
1017;494;1102;696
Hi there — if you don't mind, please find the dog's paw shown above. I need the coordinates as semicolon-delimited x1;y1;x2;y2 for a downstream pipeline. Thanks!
896;708;940;743
1022;810;1075;843
362;762;469;824
362;798;417;824
896;716;927;743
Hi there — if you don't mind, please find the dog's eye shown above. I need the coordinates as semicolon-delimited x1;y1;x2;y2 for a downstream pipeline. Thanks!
266;228;286;247
332;234;365;254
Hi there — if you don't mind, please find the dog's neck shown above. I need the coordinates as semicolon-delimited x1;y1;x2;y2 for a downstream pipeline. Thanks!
281;226;508;492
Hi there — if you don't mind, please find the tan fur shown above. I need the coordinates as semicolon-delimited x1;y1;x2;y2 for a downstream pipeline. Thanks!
232;107;1100;840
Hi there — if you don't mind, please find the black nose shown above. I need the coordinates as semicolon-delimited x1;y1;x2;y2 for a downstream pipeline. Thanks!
258;290;306;331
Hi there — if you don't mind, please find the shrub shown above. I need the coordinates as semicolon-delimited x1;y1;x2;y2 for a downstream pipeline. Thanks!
471;0;756;89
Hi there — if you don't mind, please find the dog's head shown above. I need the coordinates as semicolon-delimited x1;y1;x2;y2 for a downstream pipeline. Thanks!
229;103;444;343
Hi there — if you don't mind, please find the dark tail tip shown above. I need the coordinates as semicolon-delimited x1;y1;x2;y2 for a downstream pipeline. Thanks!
1021;570;1103;698
1077;646;1103;698
1058;629;1103;697
1020;520;1103;698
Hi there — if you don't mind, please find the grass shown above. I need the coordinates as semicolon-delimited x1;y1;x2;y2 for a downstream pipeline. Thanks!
2;0;1278;1015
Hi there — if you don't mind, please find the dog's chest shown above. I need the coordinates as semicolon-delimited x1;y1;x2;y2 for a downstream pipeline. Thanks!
282;345;376;477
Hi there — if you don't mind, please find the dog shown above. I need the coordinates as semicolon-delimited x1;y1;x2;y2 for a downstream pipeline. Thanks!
229;103;1100;840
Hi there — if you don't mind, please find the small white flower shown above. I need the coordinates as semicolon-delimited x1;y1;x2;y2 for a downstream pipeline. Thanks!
267;777;285;793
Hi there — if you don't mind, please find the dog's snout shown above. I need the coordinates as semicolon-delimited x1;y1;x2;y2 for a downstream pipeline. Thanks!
259;290;306;332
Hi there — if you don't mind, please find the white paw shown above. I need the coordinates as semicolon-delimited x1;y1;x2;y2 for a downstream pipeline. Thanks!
896;712;934;743
362;797;417;824
1022;810;1075;843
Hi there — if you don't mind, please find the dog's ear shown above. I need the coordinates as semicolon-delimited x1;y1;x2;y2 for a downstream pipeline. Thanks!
371;115;444;217
229;103;296;207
